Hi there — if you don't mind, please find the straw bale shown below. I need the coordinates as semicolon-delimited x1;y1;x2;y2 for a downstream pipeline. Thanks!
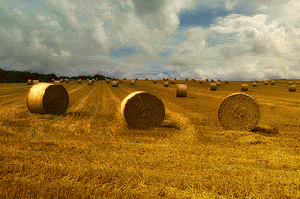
112;81;119;87
166;78;169;81
199;80;203;84
185;78;188;81
164;81;169;87
153;79;157;83
54;80;61;85
33;80;39;84
120;91;165;130
216;81;221;86
92;79;95;83
78;79;82;84
60;79;64;83
123;78;126;80
225;80;228;84
27;79;33;85
65;79;69;83
288;85;296;92
52;79;55;82
131;80;136;85
145;78;148;80
288;81;293;85
264;80;268;85
296;82;300;84
271;80;275;85
255;80;258;83
106;79;111;83
253;83;258;87
176;84;187;97
218;79;221;81
163;78;166;81
96;78;98;81
241;84;248;91
218;93;260;131
171;80;175;84
206;78;209;81
88;80;93;85
211;79;214;82
174;78;177;80
210;83;217;91
27;83;69;114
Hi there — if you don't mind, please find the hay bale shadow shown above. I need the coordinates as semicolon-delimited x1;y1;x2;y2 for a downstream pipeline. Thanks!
251;126;279;136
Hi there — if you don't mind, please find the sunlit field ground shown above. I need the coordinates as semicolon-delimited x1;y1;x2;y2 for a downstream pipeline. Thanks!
1;79;300;198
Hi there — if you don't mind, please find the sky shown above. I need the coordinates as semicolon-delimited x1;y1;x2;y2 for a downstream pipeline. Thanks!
0;0;300;80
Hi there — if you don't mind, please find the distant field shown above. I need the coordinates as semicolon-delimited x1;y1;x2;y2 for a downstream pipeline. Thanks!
1;79;300;198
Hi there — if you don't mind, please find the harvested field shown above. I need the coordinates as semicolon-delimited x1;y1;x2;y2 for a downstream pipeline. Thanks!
1;79;300;198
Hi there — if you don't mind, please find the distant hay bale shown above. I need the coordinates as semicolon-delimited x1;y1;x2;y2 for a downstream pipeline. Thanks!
112;81;119;87
131;80;135;85
92;79;95;83
176;84;187;97
120;91;165;130
210;83;217;91
288;81;293;85
105;78;107;81
106;79;110;83
54;80;61;85
218;79;221;81
211;79;214;82
271;80;275;85
218;93;260;131
255;80;258;83
174;78;177;80
216;81;221;86
33;80;39;84
253;82;258;87
153;79;157;83
193;79;196;82
27;83;69;115
225;80;228;84
296;82;300;84
52;79;55;82
166;78;169;81
123;78;126;80
78;79;82;84
288;85;296;92
65;79;69;83
27;79;33;85
60;79;64;83
95;78;98;81
88;80;93;85
206;78;209;81
164;81;169;87
185;78;188;81
145;78;148;81
241;84;249;91
264;80;268;85
199;80;203;84
171;80;175;84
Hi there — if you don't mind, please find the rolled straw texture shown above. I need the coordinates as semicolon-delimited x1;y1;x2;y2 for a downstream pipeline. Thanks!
218;93;260;131
121;91;165;130
130;80;135;85
176;84;187;97
216;81;221;86
164;81;169;87
27;79;33;85
88;80;93;85
210;83;217;91
288;85;296;92
112;81;119;87
253;83;258;87
241;84;248;91
27;83;69;114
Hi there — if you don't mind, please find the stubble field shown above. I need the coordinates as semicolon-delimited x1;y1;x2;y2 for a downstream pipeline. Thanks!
1;79;300;198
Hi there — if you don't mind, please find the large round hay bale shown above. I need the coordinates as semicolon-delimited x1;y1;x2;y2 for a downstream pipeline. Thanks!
27;79;33;85
218;93;260;131
164;81;169;87
216;81;221;86
176;84;187;97
54;80;61;85
130;80;135;85
199;80;203;84
33;80;39;84
271;80;275;85
27;83;69;114
171;80;175;84
225;80;228;84
121;91;165;130
288;85;296;92
241;84;248;91
210;83;217;91
78;79;82;84
88;80;93;85
253;82;258;87
153;79;157;83
264;80;268;85
112;81;119;87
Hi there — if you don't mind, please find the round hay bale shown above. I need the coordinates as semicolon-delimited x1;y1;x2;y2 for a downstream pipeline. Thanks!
241;84;248;91
255;80;258;83
288;85;296;92
296;82;300;84
123;78;126;80
130;80;135;85
225;80;228;84
288;81;293;85
145;78;148;81
206;78;209;81
253;82;258;87
54;80;61;85
218;93;260;131
210;83;217;91
174;78;177;80
271;80;275;85
78;79;82;84
112;81;119;87
171;80;175;84
164;81;169;87
166;78;169;81
176;84;187;97
60;79;64;83
88;80;93;85
27;79;33;85
264;80;268;85
27;83;69;114
121;91;165;130
185;78;188;81
218;79;221;81
52;79;55;82
216;81;221;86
153;79;157;83
199;80;203;84
211;79;214;82
33;80;39;84
106;79;111;83
193;79;196;82
105;78;107;81
95;78;98;81
65;79;69;83
92;79;95;83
